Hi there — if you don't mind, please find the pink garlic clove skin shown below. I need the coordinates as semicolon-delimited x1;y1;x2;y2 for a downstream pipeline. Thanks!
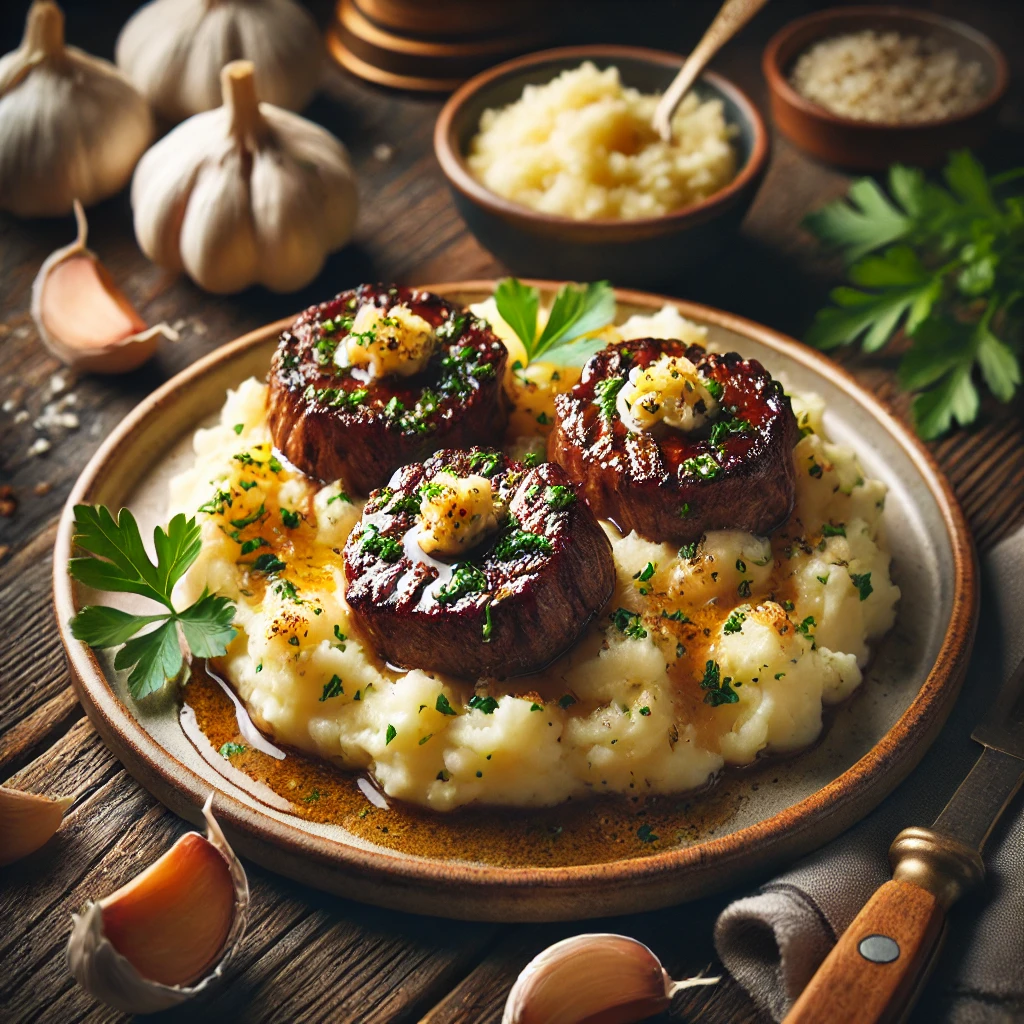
31;200;177;374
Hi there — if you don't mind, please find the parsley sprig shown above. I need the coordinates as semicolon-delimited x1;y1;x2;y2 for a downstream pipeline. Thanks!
494;278;615;366
69;505;236;700
804;151;1023;439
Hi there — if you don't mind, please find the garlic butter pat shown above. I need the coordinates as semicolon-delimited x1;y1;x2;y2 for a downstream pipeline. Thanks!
617;354;719;432
343;303;437;378
417;472;498;557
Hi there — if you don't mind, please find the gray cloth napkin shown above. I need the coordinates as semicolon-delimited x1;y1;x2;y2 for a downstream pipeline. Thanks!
715;523;1024;1023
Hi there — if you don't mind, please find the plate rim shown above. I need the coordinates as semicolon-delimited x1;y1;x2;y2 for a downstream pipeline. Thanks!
52;279;979;919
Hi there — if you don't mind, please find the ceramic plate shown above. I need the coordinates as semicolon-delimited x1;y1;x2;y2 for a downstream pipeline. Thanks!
54;282;977;922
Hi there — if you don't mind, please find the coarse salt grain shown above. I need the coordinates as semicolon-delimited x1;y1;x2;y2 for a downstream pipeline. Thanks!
28;437;51;456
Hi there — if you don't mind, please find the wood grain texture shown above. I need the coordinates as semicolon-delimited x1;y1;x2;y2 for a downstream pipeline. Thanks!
783;881;945;1024
0;0;1021;1021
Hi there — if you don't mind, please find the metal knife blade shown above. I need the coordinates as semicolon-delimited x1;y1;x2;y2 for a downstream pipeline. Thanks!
931;653;1024;853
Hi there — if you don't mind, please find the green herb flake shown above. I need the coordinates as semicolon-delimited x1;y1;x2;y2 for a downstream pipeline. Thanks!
219;741;246;758
493;529;552;560
637;823;658;843
252;553;286;574
639;706;651;716
822;522;847;537
851;572;873;601
360;524;403;563
436;562;488;605
679;542;699;559
230;503;265;529
594;376;626;422
239;537;268;556
419;733;432;745
703;378;724;402
436;693;458;716
281;508;300;529
543;485;576;510
610;607;647;640
678;502;691;519
681;454;721;481
232;423;244;435
723;609;746;634
482;602;494;641
633;561;656;582
468;694;500;714
385;724;397;745
699;659;740;707
320;675;344;701
530;702;543;711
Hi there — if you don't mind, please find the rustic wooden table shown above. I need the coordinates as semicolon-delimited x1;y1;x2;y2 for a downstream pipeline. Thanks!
2;1;1022;1021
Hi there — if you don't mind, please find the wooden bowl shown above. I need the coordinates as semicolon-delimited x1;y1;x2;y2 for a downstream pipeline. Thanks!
434;46;769;286
762;6;1009;171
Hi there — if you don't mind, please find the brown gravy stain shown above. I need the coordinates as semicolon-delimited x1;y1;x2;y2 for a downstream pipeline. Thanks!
182;662;784;867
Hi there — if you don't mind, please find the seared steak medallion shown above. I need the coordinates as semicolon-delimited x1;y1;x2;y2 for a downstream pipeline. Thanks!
343;448;615;679
268;284;508;494
548;338;799;543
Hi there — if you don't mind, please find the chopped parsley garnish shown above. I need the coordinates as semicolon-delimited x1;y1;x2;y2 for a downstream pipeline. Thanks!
809;461;823;478
252;553;286;574
419;734;432;745
699;660;740;706
230;503;265;529
389;493;421;515
543;485;576;510
385;724;397;745
678;502;692;519
68;506;237;700
523;453;543;468
493;529;552;560
822;522;847;537
633;561;656;582
558;694;578;709
436;562;488;605
219;741;246;758
851;572;873;601
280;508;300;529
530;703;543;711
437;312;468;342
723;609;746;634
708;417;752;445
383;396;404;419
303;789;321;803
817;574;830;585
239;537;268;555
360;525;403;563
661;609;689;622
327;491;350;505
468;451;501;476
796;615;817;648
637;823;658;843
232;423;244;435
681;454;721;481
303;384;369;409
738;579;752;598
610;607;647;640
679;542;699;559
594;376;626;422
639;706;651;716
436;693;457;716
735;559;746;572
268;455;283;474
333;624;347;649
782;600;795;611
468;694;499;714
273;579;301;602
239;480;257;491
320;675;344;701
775;672;786;680
288;636;300;647
482;602;494;641
703;378;724;401
536;411;552;425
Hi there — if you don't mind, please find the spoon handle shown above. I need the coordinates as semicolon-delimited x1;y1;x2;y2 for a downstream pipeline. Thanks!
653;0;771;141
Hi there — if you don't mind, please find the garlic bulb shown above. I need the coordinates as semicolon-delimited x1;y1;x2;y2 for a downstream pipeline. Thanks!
116;0;322;123
132;60;357;294
67;795;249;1014
0;785;73;866
0;0;153;217
32;200;178;373
503;933;720;1024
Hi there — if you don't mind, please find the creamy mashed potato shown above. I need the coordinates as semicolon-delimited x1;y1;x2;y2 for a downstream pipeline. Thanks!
467;62;737;221
170;308;899;812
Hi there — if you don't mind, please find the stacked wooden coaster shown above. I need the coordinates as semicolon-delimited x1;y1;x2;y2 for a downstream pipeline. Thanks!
327;0;551;92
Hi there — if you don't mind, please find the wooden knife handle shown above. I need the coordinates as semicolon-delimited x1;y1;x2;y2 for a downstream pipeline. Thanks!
783;827;986;1024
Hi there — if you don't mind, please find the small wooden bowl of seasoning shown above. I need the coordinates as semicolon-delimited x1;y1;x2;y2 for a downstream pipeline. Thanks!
762;6;1008;170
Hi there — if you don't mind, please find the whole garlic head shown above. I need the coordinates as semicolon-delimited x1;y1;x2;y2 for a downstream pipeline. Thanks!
0;0;154;217
116;0;322;124
131;60;357;294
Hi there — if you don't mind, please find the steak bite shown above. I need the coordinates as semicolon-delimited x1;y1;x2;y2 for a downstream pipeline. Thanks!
268;284;508;495
548;338;799;544
343;448;615;680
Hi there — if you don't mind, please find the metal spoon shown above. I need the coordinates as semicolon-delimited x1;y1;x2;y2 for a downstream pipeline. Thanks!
653;0;771;142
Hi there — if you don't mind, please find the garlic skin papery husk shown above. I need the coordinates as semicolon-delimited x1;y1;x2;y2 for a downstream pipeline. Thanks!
67;795;249;1014
116;0;322;124
0;786;73;867
131;60;358;294
502;933;720;1024
0;0;153;217
31;200;178;374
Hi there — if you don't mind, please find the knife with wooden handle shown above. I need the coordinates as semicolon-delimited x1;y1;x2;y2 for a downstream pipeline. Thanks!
783;653;1024;1024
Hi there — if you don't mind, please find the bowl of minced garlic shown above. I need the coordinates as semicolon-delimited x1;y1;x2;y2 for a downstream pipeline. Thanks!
763;6;1008;170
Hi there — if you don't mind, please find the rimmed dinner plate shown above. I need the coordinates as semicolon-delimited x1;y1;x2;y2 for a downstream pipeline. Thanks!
53;281;977;922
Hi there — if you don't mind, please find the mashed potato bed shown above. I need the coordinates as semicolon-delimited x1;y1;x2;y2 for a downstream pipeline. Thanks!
169;310;898;812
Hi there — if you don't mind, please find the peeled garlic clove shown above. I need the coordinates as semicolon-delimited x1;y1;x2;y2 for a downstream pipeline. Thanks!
115;0;322;124
32;200;178;374
132;60;357;295
0;786;73;867
67;795;249;1014
503;933;720;1024
0;0;153;217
